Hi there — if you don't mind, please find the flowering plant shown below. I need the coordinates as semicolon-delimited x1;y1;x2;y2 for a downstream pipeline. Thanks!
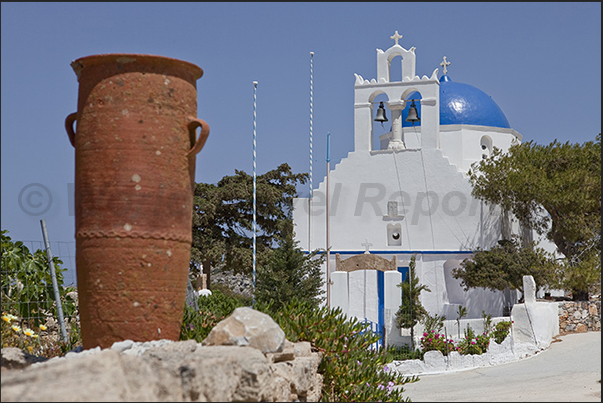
419;330;455;356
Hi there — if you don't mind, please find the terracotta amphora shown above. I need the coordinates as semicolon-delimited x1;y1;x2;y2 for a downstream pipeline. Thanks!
65;54;209;349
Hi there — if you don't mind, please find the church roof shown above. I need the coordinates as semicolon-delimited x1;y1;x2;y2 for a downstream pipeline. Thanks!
401;75;511;129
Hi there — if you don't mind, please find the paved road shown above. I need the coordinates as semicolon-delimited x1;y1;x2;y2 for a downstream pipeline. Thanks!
398;331;601;402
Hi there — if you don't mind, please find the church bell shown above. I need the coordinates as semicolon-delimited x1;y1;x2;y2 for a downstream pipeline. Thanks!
374;101;388;122
406;100;420;124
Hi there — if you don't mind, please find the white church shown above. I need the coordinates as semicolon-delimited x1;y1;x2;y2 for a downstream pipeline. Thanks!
292;31;557;341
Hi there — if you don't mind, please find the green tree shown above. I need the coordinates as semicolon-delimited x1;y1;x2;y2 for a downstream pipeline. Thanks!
255;234;325;311
453;238;559;300
396;255;430;349
190;163;308;287
467;134;601;300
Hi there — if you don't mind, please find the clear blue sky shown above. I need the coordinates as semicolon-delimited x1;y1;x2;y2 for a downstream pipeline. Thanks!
2;2;601;251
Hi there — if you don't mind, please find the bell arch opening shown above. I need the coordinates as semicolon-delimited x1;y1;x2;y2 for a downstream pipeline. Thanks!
370;91;390;151
389;55;404;82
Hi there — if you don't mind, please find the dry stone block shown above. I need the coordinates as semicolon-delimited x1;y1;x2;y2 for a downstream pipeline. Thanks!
1;347;48;370
202;307;286;354
2;309;323;402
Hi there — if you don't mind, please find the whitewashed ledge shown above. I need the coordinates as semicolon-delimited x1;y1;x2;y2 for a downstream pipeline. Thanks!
389;334;550;377
390;276;562;377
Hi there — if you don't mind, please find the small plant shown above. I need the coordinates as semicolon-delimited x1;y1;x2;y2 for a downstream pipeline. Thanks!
383;344;423;362
396;254;431;350
456;305;467;339
474;331;491;353
419;330;455;356
422;312;446;334
491;320;513;344
482;310;493;334
457;326;483;355
1;311;75;358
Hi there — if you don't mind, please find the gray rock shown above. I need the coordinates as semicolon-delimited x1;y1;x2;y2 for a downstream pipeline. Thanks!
202;307;286;354
1;313;322;402
1;347;48;369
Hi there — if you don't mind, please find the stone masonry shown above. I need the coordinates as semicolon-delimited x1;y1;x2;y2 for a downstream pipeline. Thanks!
558;301;601;334
1;307;323;402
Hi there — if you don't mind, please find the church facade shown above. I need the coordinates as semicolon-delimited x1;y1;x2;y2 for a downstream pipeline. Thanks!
292;31;557;330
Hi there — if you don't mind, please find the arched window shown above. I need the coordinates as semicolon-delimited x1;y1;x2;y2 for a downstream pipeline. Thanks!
480;135;493;159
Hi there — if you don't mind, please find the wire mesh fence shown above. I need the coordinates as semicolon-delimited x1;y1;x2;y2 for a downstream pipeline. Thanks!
1;238;79;352
21;240;77;287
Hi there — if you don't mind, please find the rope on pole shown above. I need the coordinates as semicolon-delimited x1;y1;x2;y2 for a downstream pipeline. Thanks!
252;81;258;307
309;51;314;252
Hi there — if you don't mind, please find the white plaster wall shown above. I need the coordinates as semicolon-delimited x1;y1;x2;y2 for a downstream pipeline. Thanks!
438;125;522;174
511;301;559;357
348;270;379;323
296;148;504;253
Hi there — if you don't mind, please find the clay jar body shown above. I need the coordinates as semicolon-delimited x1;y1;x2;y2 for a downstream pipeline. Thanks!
65;54;209;349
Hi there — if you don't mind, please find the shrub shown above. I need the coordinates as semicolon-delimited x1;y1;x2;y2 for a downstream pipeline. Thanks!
179;289;246;342
422;313;446;334
256;299;418;402
419;330;455;356
1;230;77;327
456;326;483;355
383;344;424;362
491;320;513;344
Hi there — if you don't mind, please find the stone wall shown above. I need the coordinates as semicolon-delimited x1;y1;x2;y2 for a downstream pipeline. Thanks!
558;301;601;334
1;307;323;402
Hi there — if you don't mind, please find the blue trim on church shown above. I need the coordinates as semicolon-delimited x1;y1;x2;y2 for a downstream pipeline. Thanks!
305;250;474;255
377;270;384;338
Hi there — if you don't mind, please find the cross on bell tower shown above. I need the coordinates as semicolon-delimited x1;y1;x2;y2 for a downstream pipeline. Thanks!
440;56;451;75
390;30;403;46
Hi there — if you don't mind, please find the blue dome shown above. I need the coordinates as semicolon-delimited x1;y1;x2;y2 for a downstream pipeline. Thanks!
401;75;511;128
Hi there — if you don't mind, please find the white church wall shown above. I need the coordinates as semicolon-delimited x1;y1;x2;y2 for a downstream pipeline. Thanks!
439;125;522;174
299;149;497;253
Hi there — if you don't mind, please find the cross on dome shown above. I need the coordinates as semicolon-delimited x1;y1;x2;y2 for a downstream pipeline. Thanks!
390;30;403;46
440;56;451;75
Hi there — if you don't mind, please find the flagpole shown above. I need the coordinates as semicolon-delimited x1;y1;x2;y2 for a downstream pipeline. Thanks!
252;80;258;307
308;51;314;253
326;131;331;308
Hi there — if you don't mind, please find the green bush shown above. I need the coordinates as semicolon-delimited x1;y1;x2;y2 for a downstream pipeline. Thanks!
419;330;455;356
256;299;418;402
456;326;483;355
1;230;80;357
179;289;246;342
1;230;77;326
382;344;424;362
491;320;513;344
422;313;446;334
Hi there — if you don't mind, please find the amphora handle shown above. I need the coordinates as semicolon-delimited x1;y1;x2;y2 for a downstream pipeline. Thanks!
186;116;210;156
65;112;77;148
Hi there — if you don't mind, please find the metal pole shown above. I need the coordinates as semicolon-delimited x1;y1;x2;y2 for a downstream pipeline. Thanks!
326;132;331;308
308;51;314;252
40;219;68;344
252;81;258;307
